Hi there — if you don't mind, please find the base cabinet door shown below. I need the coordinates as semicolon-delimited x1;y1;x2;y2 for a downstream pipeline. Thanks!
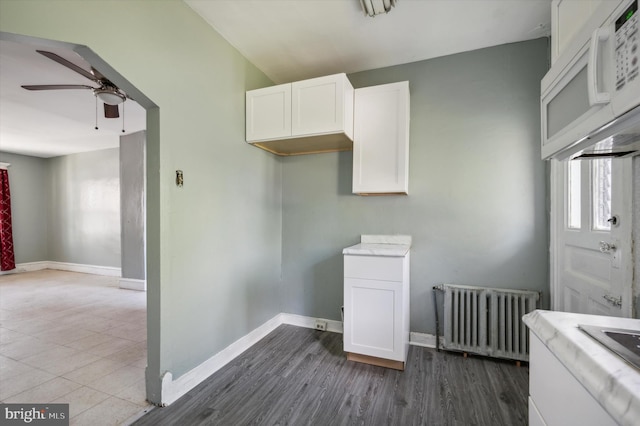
529;397;547;426
529;333;616;426
343;252;410;367
344;277;402;360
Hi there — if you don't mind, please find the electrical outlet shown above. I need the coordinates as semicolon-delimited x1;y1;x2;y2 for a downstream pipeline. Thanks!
315;320;327;331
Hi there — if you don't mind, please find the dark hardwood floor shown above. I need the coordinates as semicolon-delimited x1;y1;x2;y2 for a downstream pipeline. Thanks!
134;325;528;425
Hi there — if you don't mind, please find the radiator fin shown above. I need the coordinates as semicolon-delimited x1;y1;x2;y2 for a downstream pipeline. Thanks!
441;284;539;362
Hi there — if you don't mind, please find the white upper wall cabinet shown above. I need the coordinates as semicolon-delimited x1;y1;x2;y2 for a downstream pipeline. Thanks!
245;73;354;156
292;74;354;139
551;0;606;64
352;81;410;195
246;84;291;141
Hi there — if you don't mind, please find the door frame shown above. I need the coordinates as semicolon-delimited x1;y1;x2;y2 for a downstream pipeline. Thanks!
0;30;162;403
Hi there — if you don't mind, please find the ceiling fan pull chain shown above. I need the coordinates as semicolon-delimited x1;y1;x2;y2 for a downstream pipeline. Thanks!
122;102;125;133
95;97;99;130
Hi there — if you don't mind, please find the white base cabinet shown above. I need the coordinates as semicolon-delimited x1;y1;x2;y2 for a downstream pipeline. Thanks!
343;250;410;369
529;333;616;426
245;73;353;156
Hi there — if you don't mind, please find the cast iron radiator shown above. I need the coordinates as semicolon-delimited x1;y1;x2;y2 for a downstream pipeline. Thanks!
437;284;540;362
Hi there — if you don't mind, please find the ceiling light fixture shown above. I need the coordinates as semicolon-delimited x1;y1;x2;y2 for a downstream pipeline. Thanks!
360;0;397;17
94;87;126;105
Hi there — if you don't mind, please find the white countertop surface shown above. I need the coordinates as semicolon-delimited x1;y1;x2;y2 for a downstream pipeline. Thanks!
523;310;640;426
342;243;411;257
342;234;411;257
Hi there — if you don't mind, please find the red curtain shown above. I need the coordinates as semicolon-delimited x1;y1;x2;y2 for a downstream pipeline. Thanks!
0;169;15;271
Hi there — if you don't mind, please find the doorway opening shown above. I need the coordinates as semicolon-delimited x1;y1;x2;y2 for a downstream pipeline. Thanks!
0;31;160;418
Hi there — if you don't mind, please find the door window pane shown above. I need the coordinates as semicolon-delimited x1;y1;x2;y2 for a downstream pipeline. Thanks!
568;160;581;229
592;158;612;231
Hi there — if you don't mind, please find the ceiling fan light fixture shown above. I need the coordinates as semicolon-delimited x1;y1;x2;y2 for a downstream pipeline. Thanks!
360;0;397;17
94;88;125;105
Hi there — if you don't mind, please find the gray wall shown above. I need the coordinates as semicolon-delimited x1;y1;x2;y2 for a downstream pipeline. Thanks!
0;152;48;264
0;149;122;268
281;38;550;335
0;0;549;404
47;148;121;267
1;0;282;402
120;131;146;280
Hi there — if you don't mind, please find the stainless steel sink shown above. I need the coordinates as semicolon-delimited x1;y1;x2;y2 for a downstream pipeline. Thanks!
579;324;640;370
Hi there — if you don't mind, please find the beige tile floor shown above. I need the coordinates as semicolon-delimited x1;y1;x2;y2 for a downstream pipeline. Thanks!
0;270;152;425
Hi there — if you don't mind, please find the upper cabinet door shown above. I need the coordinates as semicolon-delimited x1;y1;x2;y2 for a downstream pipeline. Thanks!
291;73;354;139
353;81;410;195
551;0;606;64
246;83;292;142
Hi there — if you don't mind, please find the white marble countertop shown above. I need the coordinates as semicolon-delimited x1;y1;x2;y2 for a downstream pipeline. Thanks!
342;243;411;257
523;310;640;426
342;235;411;257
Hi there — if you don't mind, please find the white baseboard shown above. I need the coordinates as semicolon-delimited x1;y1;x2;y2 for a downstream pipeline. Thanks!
280;313;344;333
159;312;440;406
410;331;439;349
161;313;284;406
47;261;121;277
0;261;49;275
119;278;146;291
0;261;121;277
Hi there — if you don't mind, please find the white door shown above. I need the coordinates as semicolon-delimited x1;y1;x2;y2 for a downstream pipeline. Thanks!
552;157;633;317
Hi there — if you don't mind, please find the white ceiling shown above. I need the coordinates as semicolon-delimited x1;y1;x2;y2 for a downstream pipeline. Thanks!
0;38;146;159
0;0;551;159
186;0;552;84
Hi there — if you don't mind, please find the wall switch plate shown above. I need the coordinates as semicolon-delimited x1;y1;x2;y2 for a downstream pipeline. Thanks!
314;320;327;331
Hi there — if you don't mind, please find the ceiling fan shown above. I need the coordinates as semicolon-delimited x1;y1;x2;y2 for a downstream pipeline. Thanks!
21;50;129;119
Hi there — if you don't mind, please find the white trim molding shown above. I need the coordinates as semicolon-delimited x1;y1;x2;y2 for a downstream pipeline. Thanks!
409;331;439;349
47;261;121;277
280;313;344;333
0;261;121;277
119;278;146;291
0;261;49;275
159;313;440;406
160;314;284;406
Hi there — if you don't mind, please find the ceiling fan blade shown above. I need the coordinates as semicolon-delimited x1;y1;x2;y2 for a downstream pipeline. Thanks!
104;103;119;118
36;50;99;82
21;84;95;91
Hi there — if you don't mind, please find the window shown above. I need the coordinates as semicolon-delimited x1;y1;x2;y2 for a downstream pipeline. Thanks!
567;160;581;229
566;158;612;231
592;158;612;231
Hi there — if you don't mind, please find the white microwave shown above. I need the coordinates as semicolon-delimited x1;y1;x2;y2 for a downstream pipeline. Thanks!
541;0;640;160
